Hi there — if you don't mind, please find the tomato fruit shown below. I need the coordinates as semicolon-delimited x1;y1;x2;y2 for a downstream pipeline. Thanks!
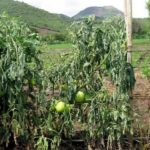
75;91;85;103
55;101;66;113
30;79;36;86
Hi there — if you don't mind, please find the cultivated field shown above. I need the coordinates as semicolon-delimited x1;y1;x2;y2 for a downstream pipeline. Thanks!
0;15;150;149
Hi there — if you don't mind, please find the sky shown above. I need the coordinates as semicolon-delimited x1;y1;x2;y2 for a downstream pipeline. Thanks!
15;0;149;18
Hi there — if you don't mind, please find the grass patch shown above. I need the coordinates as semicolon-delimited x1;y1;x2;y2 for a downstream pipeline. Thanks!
132;51;150;68
132;39;150;69
133;38;150;45
41;43;72;52
40;39;150;70
46;43;72;50
40;43;72;69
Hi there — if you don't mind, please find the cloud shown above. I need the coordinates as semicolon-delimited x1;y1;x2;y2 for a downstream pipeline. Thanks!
15;0;149;18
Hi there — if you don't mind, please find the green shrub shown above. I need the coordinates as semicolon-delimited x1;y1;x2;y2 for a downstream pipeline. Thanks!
41;33;68;44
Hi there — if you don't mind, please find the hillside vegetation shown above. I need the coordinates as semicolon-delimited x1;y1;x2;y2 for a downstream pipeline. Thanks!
0;0;71;32
0;0;149;38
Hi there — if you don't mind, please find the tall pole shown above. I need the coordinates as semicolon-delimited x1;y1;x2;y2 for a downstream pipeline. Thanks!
124;1;133;148
124;0;132;63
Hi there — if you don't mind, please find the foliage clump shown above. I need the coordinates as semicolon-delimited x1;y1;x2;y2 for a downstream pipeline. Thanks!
0;13;47;148
49;17;135;148
0;14;136;149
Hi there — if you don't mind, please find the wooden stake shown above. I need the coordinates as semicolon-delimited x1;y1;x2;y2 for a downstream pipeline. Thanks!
124;1;133;149
124;0;132;63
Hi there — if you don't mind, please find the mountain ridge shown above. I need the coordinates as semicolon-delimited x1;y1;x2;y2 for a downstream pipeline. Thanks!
73;6;123;19
0;1;125;34
0;0;71;33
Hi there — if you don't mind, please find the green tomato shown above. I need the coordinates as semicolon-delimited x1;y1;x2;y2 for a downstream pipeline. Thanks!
75;91;85;103
30;79;36;86
55;101;66;113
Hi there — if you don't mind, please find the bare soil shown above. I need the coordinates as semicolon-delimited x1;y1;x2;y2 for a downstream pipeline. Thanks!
132;69;150;126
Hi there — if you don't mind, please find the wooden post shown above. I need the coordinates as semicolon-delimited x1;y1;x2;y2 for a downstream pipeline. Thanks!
124;1;133;149
124;0;132;63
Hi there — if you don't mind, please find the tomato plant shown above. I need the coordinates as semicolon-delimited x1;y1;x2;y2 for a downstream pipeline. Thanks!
0;13;136;149
0;13;48;148
49;16;135;149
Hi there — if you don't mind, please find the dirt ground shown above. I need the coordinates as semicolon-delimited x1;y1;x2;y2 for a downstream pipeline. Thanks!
132;69;150;126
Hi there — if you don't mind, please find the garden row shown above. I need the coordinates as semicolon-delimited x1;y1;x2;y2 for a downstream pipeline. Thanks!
0;14;140;150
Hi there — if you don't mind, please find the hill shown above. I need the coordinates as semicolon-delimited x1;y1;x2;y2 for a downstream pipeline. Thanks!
73;6;123;20
0;0;71;33
1;1;147;37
